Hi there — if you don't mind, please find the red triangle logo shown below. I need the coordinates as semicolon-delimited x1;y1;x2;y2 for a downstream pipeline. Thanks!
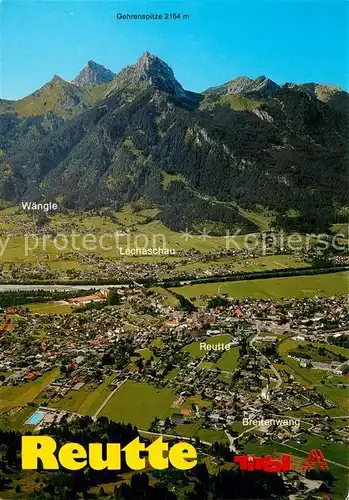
301;449;329;472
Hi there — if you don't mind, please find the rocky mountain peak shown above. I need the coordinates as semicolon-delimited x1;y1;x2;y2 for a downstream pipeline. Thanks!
38;74;67;93
50;74;64;84
72;61;115;88
109;52;187;98
252;76;279;94
206;75;279;96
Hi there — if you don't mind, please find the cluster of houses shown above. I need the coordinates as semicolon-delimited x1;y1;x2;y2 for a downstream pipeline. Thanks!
0;286;348;461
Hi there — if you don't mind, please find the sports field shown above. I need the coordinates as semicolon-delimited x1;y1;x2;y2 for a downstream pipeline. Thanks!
100;380;174;429
172;271;348;302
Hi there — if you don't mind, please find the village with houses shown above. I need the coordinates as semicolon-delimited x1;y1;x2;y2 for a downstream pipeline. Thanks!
0;209;348;498
0;278;348;497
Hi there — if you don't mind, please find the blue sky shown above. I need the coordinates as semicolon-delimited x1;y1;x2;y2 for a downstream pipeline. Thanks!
1;0;348;100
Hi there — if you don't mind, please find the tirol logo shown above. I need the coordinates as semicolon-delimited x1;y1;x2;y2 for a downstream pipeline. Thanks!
301;449;329;472
233;454;291;473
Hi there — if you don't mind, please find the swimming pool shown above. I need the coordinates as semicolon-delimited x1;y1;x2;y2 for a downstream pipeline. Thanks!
26;409;46;425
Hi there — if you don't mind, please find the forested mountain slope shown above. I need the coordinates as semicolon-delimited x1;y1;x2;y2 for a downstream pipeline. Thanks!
0;52;348;233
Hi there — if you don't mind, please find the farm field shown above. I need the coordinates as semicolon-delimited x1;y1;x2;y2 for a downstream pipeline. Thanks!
0;208;321;273
100;380;174;429
242;439;301;458
48;374;117;415
174;254;309;275
0;209;247;265
24;302;73;315
231;421;253;433
174;421;229;444
287;404;349;419
285;360;348;410
1;237;312;277
0;369;59;413
172;271;348;302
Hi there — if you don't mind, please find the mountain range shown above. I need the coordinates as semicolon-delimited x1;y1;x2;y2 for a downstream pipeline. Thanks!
0;52;348;234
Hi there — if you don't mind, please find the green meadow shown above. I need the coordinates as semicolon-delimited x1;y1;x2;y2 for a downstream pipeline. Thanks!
47;374;117;415
183;334;232;358
174;421;229;444
24;302;73;315
100;380;174;429
0;208;317;274
172;271;348;302
216;347;240;371
174;254;308;275
0;369;59;413
278;339;349;359
286;434;348;467
0;209;246;265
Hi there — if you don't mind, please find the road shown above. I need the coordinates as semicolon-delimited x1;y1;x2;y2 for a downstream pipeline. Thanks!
250;323;283;389
138;429;212;447
0;284;126;292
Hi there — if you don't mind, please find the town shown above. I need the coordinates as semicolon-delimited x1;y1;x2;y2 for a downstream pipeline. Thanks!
1;281;348;498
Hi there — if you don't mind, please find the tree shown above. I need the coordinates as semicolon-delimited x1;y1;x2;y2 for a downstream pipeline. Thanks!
118;483;132;500
0;472;7;492
207;296;229;308
108;290;120;306
212;441;220;454
135;358;143;370
60;364;67;375
36;213;49;228
193;462;209;483
101;352;114;365
318;347;326;357
130;472;149;492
